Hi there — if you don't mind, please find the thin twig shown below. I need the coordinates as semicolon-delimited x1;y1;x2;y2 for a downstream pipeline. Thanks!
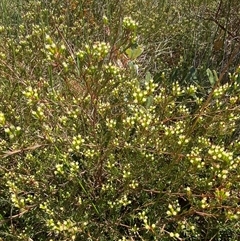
1;143;48;158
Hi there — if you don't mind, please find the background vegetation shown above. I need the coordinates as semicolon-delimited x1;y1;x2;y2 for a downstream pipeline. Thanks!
0;0;239;240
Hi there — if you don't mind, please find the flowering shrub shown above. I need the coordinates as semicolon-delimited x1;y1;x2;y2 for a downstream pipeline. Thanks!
0;0;239;240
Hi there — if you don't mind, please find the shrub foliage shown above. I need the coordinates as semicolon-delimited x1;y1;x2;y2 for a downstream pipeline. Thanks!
0;0;239;240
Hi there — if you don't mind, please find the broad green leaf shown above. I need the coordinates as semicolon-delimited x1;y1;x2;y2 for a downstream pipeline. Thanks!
125;45;144;60
206;68;217;86
145;71;152;82
145;95;154;109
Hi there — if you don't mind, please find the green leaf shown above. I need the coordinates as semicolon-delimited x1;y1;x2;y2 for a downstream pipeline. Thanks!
145;71;152;82
145;95;154;109
206;68;218;86
213;70;218;82
125;46;144;60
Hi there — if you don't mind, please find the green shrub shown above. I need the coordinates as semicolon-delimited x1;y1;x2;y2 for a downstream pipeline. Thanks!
0;0;239;240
